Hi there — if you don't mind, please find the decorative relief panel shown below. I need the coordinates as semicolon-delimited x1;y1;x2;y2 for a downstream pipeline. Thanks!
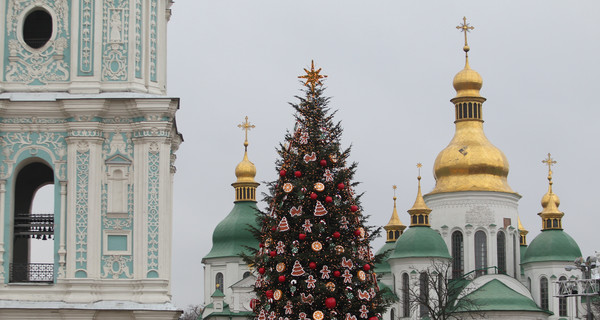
4;0;71;83
102;255;132;279
75;142;90;277
465;205;495;226
78;0;94;75
149;0;158;81
102;0;129;81
134;0;142;78
0;132;67;179
147;143;160;277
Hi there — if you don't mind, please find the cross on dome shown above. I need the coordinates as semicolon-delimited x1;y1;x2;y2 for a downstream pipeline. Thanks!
456;16;475;57
238;116;255;150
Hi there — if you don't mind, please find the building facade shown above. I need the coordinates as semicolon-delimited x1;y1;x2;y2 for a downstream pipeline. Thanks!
0;1;182;319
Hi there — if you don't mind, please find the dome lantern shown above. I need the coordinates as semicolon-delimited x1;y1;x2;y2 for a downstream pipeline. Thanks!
232;116;259;202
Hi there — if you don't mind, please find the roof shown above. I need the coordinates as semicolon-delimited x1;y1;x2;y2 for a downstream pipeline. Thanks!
202;303;254;320
203;201;259;261
389;226;451;259
522;229;581;264
211;289;225;298
374;241;396;274
455;279;551;314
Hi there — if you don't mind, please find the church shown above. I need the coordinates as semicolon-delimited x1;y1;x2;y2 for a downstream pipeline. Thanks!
202;19;588;320
0;0;182;319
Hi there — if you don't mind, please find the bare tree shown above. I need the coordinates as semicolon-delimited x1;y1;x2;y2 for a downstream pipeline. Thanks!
179;304;203;320
406;260;484;320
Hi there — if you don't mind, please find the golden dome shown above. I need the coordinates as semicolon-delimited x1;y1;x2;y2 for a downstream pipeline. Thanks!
428;25;515;195
453;59;483;98
408;175;432;227
234;150;257;184
538;154;563;230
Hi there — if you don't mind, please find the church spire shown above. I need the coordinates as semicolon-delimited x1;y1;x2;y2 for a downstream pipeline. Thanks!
383;185;406;242
539;153;563;230
518;216;529;245
232;116;259;202
408;163;432;227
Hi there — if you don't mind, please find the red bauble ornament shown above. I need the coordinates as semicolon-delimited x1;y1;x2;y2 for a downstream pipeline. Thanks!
354;229;362;236
280;170;287;177
259;243;264;248
266;290;274;299
278;275;286;283
294;171;302;177
325;196;333;203
299;233;307;240
309;262;317;269
333;231;340;238
369;317;378;320
270;251;277;257
333;270;341;277
363;264;371;271
337;183;345;190
350;205;359;212
325;297;337;309
320;160;327;167
258;267;265;274
310;193;318;200
271;226;277;231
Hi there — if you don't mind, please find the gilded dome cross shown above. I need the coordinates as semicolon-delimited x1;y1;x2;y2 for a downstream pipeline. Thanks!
238;116;255;150
542;153;556;178
456;17;475;56
298;60;327;93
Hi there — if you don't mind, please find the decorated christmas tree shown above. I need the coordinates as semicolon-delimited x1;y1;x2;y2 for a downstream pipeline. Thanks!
246;61;385;320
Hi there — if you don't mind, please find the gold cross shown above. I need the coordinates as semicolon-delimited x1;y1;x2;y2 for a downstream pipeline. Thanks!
417;163;423;177
542;153;556;175
392;185;397;197
456;16;474;55
238;116;255;149
298;60;327;92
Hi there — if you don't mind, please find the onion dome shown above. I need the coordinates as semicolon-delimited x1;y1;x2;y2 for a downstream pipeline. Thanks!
518;217;528;246
383;185;406;242
389;170;450;260
375;186;407;274
522;154;581;264
538;153;563;230
203;117;260;261
428;18;515;195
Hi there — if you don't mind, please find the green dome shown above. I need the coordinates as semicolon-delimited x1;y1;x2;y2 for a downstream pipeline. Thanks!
455;279;550;314
522;229;581;264
203;201;259;260
389;226;450;259
374;241;396;274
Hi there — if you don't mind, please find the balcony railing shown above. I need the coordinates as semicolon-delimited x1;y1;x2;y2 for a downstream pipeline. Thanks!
9;263;54;283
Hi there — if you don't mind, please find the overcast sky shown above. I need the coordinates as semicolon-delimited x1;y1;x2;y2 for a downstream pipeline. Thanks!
166;0;600;309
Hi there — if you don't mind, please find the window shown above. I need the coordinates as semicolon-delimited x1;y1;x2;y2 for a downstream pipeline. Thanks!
23;9;53;49
216;272;224;291
559;276;567;316
402;273;410;317
540;277;549;310
390;308;395;320
497;231;506;274
419;272;429;317
527;277;532;291
451;231;464;279
474;231;487;276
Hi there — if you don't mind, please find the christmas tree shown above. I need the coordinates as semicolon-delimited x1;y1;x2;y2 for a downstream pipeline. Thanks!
246;61;385;320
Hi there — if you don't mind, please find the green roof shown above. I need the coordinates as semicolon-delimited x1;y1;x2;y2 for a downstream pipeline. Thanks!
374;241;396;274
211;289;225;297
522;229;581;264
455;279;551;314
389;226;450;259
202;303;254;320
203;201;259;260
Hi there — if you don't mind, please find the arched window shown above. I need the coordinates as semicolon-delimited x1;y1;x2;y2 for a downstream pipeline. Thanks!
497;231;506;274
540;277;549;310
419;272;429;317
451;231;464;279
513;234;518;277
11;162;55;283
215;272;224;291
474;231;487;276
559;276;567;316
402;273;410;317
390;308;395;320
527;277;532;291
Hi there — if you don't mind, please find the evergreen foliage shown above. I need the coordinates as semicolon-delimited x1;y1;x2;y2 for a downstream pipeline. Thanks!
245;80;386;320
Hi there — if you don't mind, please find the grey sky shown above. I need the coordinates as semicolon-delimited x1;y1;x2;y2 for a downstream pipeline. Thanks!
167;0;600;309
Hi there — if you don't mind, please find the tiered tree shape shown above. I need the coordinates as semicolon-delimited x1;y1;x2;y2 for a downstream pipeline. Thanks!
247;65;385;320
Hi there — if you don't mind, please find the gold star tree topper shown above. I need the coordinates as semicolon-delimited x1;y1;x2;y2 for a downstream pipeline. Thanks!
298;60;327;92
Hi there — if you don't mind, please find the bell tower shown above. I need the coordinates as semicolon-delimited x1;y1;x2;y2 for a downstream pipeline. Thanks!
0;1;182;319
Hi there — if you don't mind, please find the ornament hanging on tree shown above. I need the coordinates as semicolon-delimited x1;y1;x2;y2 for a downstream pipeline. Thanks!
314;182;325;192
323;169;334;182
311;241;323;252
306;275;317;288
290;206;303;217
291;260;305;276
276;262;286;273
320;265;331;279
303;220;313;233
274;289;283;300
300;132;309;144
314;201;328;216
325;297;337;309
278;217;290;232
276;241;286;254
303;152;317;163
313;311;324;320
283;183;294;193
